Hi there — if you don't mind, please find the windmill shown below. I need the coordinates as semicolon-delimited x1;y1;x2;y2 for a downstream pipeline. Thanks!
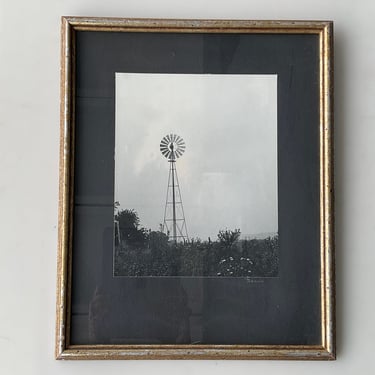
160;134;189;243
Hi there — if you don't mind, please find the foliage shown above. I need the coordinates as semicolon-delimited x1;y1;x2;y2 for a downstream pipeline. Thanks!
115;208;147;246
217;228;241;249
114;207;279;277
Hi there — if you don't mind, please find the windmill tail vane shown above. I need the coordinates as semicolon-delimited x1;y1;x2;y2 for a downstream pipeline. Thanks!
160;134;189;243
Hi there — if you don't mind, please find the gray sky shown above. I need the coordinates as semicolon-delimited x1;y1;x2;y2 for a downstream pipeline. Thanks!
115;73;278;240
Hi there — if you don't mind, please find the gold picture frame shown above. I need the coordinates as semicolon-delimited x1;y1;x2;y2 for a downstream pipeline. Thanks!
56;17;335;360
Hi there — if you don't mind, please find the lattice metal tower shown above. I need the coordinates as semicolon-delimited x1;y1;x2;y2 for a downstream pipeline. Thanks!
160;134;189;243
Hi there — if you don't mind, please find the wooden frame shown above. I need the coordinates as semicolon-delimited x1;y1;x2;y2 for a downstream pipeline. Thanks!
56;17;335;360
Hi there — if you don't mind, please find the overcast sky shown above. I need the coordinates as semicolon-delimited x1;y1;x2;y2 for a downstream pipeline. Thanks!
115;73;277;240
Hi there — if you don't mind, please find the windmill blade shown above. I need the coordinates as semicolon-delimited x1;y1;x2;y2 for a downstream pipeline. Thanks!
160;139;169;147
161;148;169;156
160;143;169;150
162;149;170;158
161;148;170;158
160;146;169;154
178;140;185;147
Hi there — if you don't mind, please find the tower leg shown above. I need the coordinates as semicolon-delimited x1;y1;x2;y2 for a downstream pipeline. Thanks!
162;160;189;243
171;161;177;242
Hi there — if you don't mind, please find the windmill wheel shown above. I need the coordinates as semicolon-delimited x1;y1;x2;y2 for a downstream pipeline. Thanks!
160;134;186;160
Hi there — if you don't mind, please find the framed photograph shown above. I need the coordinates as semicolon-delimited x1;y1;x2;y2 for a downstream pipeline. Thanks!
56;17;335;360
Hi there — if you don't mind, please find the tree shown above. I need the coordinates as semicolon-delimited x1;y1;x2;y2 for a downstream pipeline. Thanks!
115;208;146;246
217;228;241;250
148;230;169;249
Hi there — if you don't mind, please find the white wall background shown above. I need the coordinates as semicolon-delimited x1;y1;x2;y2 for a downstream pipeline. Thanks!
0;0;374;373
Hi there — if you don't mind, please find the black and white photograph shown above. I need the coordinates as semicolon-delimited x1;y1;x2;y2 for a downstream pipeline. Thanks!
114;73;279;277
